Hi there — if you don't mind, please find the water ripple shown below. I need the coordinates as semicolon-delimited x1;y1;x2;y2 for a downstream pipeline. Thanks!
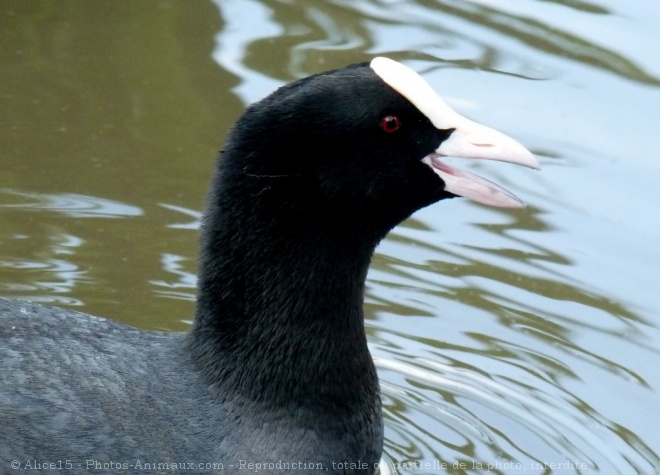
0;189;143;219
376;354;659;473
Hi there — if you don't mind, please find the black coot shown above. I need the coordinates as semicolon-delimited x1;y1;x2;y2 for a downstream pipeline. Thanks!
0;58;538;474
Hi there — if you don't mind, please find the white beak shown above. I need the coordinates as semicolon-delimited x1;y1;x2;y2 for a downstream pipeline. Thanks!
371;57;539;208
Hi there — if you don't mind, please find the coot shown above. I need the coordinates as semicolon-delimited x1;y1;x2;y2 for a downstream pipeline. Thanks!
0;58;538;474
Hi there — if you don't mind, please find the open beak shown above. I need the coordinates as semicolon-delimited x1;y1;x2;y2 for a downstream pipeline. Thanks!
371;57;540;208
425;117;540;208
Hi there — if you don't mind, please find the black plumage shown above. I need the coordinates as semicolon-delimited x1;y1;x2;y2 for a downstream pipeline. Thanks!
0;59;536;474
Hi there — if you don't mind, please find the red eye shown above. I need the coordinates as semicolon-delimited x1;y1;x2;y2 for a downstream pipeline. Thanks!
380;115;401;133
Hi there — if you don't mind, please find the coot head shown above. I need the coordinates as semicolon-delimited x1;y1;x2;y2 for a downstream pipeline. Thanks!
211;58;538;243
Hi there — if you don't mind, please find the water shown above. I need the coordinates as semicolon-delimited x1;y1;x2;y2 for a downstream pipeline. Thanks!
2;1;659;473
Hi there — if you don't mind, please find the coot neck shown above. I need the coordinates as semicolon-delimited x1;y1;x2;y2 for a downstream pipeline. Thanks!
188;172;383;410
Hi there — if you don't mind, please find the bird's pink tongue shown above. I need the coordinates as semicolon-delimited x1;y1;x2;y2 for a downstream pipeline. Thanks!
424;155;526;208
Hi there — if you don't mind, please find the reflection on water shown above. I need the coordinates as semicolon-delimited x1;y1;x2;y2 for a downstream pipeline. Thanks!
369;207;660;473
2;0;660;473
0;189;141;306
150;252;197;306
1;189;143;218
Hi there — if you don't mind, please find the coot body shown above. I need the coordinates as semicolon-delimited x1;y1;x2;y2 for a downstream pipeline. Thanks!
0;58;537;474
